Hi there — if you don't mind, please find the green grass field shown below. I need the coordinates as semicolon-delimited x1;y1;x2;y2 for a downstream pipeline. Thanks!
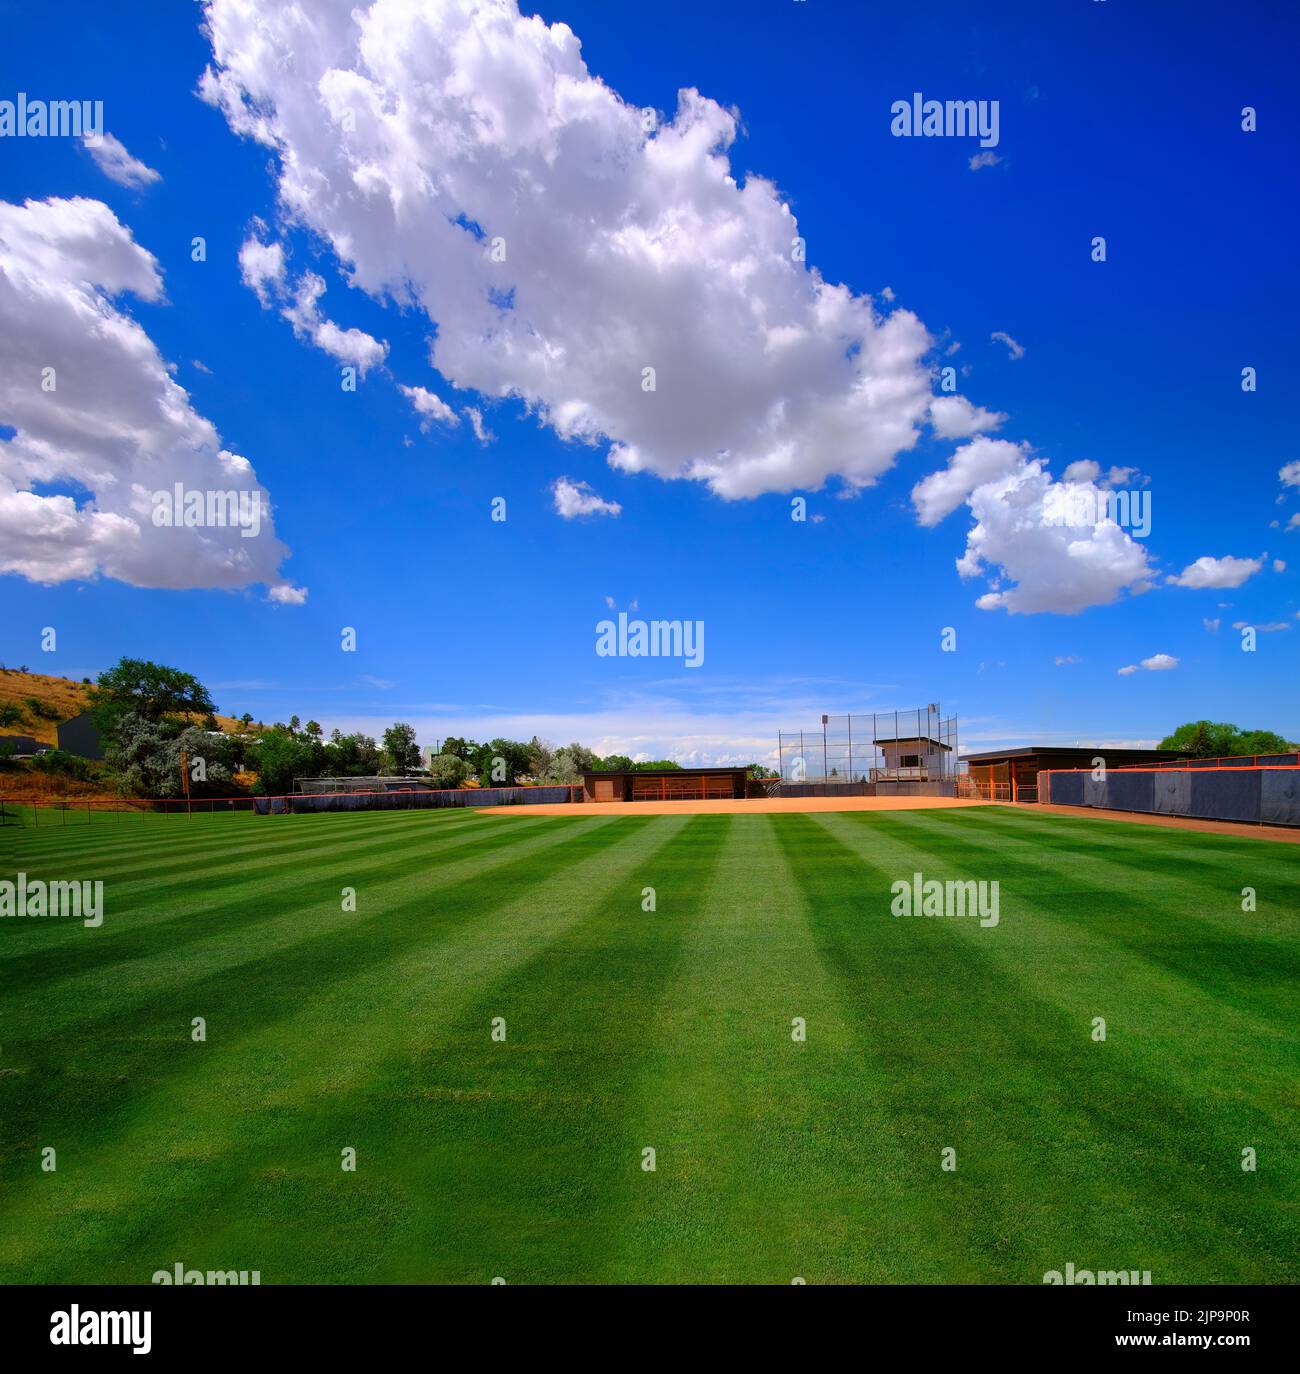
1;804;1297;1284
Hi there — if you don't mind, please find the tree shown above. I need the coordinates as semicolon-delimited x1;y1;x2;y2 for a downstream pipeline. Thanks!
526;736;555;777
305;720;322;739
239;712;254;729
537;742;599;784
598;753;634;772
1160;720;1296;758
246;727;324;795
382;722;421;774
440;736;476;762
89;658;215;724
289;715;301;735
475;737;533;786
322;731;382;776
425;753;470;789
105;713;235;797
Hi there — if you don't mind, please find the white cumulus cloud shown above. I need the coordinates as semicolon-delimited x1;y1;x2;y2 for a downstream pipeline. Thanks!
198;0;998;501
1167;555;1263;590
914;440;1155;614
0;196;297;595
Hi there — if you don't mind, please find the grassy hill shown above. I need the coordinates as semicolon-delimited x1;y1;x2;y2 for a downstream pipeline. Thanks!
0;668;255;746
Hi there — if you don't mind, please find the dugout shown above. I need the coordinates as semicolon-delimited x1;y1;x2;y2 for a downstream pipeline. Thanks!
580;767;748;802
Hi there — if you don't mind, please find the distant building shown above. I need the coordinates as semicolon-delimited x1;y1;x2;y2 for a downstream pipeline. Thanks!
56;711;105;760
0;734;47;758
580;766;748;803
963;745;1182;802
873;735;952;783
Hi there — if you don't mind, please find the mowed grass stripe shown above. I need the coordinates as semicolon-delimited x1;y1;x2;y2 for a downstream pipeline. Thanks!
312;814;733;1283
0;814;586;1038
861;809;1300;1034
12;807;494;892
599;814;964;1283
943;807;1300;932
0;814;664;1281
806;811;1299;1282
2;810;556;975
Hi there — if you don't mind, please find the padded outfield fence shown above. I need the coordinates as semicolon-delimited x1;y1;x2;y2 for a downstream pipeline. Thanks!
1039;756;1300;827
0;784;582;825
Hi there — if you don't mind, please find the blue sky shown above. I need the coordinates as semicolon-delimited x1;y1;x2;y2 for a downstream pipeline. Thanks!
1;0;1297;763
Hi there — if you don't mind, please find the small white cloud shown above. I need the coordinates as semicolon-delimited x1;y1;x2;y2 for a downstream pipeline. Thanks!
238;236;286;306
192;359;212;374
552;476;621;518
880;285;895;302
268;583;308;605
969;151;1001;171
1054;655;1080;665
1232;620;1290;633
1118;653;1178;676
912;437;1027;526
1280;460;1300;489
1203;617;1220;633
1167;555;1263;590
1062;460;1100;483
283;273;387;375
990;330;1025;360
464;406;494;444
604;595;616;609
84;132;161;190
1273;559;1287;573
399;383;459;429
928;395;1006;441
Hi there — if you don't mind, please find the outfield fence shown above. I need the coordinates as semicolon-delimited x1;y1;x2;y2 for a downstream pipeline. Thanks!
1039;761;1300;826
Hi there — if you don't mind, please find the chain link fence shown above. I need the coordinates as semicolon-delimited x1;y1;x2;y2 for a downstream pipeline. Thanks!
776;707;958;785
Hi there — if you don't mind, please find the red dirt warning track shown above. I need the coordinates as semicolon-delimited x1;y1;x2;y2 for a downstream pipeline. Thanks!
479;795;1300;840
480;795;990;817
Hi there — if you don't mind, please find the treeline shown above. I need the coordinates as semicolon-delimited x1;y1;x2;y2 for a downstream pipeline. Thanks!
1159;721;1296;757
8;657;777;798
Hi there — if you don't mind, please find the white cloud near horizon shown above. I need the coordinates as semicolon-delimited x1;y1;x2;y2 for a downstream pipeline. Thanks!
0;196;300;597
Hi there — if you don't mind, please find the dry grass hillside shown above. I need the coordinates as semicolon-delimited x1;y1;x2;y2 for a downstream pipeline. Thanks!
0;668;254;746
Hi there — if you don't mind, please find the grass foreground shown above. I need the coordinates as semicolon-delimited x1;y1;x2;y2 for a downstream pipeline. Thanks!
1;804;1297;1284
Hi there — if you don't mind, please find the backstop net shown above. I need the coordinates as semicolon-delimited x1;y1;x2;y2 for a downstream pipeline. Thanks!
776;707;958;785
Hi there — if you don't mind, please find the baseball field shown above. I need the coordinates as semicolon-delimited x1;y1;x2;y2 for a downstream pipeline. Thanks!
1;802;1296;1284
